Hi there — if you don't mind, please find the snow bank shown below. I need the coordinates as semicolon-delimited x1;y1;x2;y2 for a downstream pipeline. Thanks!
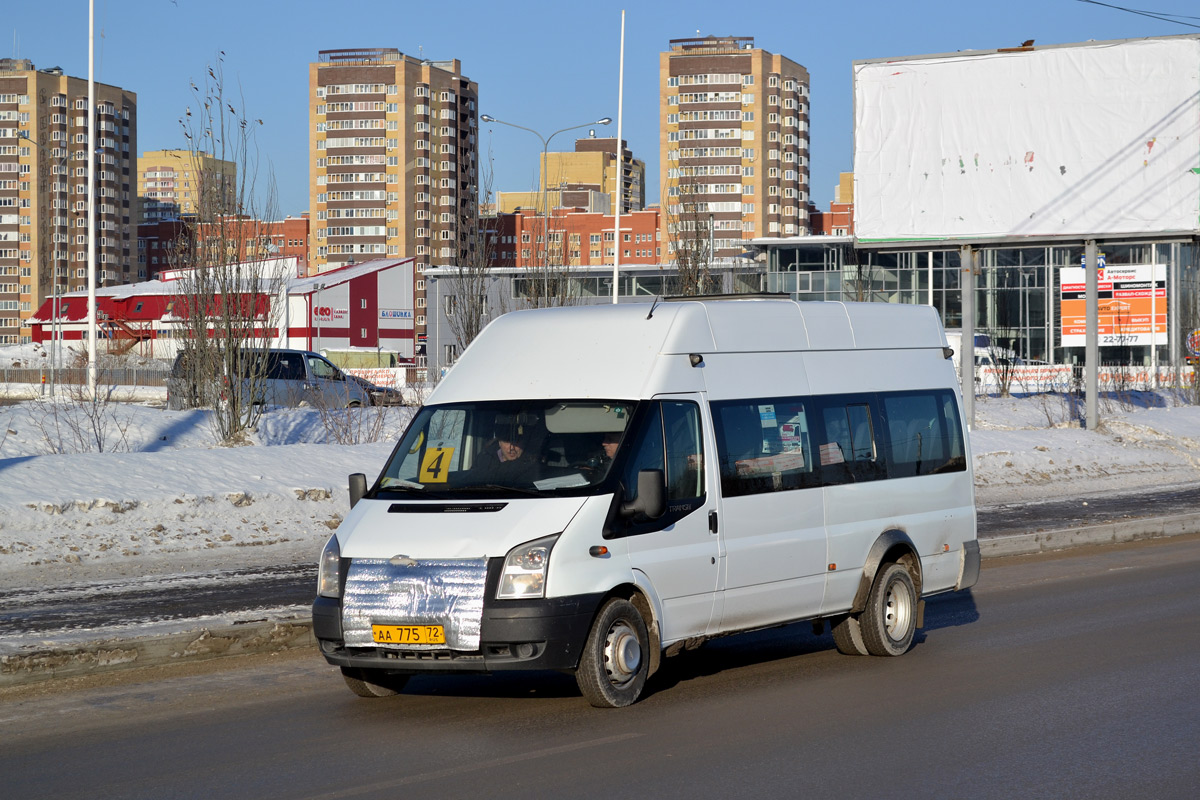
2;386;1199;587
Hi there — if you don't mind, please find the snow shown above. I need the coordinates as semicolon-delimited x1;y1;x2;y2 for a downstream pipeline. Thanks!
4;336;1200;593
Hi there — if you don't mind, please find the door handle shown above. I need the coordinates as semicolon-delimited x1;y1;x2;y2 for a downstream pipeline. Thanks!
708;510;718;534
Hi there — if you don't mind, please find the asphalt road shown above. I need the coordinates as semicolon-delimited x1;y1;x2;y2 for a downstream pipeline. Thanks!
3;534;1197;799
7;483;1200;639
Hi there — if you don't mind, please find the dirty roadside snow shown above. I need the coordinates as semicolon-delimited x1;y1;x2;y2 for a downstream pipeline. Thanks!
2;391;1200;589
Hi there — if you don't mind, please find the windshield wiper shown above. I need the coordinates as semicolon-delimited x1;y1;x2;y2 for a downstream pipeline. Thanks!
456;483;543;497
377;479;426;494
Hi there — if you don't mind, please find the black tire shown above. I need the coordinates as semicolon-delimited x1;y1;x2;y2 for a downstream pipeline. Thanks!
831;614;869;656
340;667;408;698
860;562;918;657
575;598;650;708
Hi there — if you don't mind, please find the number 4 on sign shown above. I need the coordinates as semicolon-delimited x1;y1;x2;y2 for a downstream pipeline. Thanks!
420;447;454;483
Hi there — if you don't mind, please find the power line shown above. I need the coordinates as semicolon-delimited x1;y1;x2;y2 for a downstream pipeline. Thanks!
1076;0;1200;29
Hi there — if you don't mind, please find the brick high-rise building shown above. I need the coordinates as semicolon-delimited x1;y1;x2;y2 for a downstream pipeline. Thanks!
137;149;236;223
496;135;645;217
543;135;645;214
660;36;810;262
0;58;137;343
308;48;478;346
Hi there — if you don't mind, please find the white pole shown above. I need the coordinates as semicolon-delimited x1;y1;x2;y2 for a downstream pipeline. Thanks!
611;9;625;304
1151;263;1158;388
927;250;933;307
86;0;97;397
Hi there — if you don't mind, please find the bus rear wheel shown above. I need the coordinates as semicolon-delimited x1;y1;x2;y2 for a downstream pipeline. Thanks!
861;563;917;657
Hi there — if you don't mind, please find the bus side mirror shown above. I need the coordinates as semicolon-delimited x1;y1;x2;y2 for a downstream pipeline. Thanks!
349;473;367;509
620;469;666;520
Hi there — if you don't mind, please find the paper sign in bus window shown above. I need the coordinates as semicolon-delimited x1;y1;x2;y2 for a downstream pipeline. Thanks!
419;447;455;483
819;441;845;466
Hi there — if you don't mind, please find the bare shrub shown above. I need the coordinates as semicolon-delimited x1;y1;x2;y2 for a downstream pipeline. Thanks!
29;374;133;454
309;392;389;446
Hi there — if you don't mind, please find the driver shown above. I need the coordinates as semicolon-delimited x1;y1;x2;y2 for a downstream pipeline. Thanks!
471;414;541;484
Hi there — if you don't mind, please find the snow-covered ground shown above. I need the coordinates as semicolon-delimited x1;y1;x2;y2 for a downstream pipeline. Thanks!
3;339;1200;591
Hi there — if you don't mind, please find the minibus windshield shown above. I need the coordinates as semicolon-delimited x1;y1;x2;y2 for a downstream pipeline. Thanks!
377;400;635;496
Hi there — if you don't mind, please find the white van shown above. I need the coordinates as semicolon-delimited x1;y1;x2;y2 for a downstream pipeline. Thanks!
313;298;979;707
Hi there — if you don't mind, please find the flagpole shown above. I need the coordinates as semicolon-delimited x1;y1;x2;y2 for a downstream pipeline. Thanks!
87;0;97;396
611;9;625;304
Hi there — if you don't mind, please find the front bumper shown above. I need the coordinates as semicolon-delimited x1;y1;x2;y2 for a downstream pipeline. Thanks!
312;590;605;673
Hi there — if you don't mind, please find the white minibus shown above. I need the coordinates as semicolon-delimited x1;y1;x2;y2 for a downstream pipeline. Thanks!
313;298;979;707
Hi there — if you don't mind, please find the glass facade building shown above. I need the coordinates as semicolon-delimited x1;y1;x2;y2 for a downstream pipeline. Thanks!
764;237;1200;369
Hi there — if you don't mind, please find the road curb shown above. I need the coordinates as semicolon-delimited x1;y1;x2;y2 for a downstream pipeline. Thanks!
0;615;314;689
4;515;1199;690
978;512;1200;558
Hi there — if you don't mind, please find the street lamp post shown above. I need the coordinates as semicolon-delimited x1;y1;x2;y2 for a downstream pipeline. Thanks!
480;114;611;305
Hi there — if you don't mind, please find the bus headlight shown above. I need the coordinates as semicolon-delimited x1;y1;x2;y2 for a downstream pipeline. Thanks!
497;535;558;599
317;534;342;599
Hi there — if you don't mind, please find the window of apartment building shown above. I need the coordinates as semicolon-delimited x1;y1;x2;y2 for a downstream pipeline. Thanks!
768;76;779;88
667;77;679;87
769;95;779;106
742;75;754;86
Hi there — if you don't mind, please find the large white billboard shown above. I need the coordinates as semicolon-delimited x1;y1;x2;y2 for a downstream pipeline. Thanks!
853;36;1200;243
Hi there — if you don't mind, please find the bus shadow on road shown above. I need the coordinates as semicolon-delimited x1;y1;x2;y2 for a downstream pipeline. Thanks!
382;591;981;705
645;589;981;698
919;588;981;634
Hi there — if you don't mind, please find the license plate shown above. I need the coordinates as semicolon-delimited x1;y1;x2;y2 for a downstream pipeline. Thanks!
371;624;445;645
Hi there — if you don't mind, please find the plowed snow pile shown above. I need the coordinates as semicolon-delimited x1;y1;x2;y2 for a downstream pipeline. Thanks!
2;388;1199;585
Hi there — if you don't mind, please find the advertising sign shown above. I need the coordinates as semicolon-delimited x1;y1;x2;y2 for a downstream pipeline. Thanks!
1059;264;1167;347
853;37;1200;242
313;306;346;323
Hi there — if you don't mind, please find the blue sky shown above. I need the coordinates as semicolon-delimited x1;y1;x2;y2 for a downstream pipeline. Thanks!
6;0;1191;217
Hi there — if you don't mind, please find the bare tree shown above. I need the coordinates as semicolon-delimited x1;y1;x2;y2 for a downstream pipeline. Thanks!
663;172;718;297
981;279;1022;398
520;203;579;309
445;155;504;350
842;243;883;303
169;53;286;444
